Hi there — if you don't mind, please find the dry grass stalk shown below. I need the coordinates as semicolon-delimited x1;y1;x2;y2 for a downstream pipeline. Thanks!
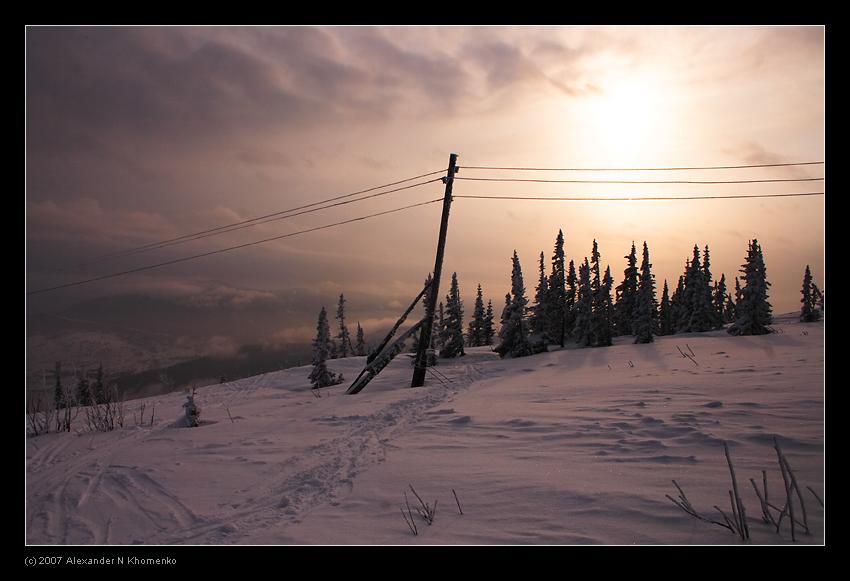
666;480;734;533
724;441;749;539
452;489;464;515
400;491;418;536
408;484;437;525
806;486;824;508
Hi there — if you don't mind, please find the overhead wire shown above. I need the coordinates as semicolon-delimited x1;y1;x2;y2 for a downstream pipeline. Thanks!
28;198;444;296
453;192;825;201
93;169;446;262
454;177;824;185
458;161;825;172
89;176;444;263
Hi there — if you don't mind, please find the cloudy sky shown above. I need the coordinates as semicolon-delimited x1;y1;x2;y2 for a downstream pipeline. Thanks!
26;26;824;349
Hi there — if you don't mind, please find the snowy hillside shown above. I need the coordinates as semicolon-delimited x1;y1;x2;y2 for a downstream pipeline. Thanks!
25;314;824;545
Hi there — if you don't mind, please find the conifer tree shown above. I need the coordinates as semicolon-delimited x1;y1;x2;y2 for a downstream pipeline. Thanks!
728;239;773;336
633;241;657;344
355;322;367;356
309;307;344;389
593;265;615;347
812;282;824;313
684;245;714;332
713;273;728;328
564;259;577;343
483;299;496;345
672;262;689;333
573;258;593;347
495;251;536;358
614;242;639;336
467;284;487;347
546;230;568;347
723;292;737;324
93;364;105;404
54;361;67;410
529;251;550;339
440;272;466;358
499;293;511;338
335;293;352;358
734;276;742;310
703;245;724;329
800;265;821;322
76;373;91;407
658;279;673;336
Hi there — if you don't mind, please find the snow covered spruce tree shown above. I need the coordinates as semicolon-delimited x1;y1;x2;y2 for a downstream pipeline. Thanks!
671;271;687;333
483;299;496;345
309;307;344;389
564;259;577;344
812;282;824;313
76;372;91;407
658;279;673;336
589;240;613;347
633;241;657;344
93;364;106;404
728;239;773;336
546;230;569;347
529;251;550;340
703;245;724;330
734;276;743;312
800;265;821;322
53;362;67;410
713;273;729;327
467;283;488;347
355;322;367;356
440;272;465;358
724;291;737;324
573;259;593;347
495;251;543;358
683;245;715;333
614;242;639;337
593;265;615;347
335;293;353;358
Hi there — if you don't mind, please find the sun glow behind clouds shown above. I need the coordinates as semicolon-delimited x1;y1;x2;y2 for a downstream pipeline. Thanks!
579;76;666;164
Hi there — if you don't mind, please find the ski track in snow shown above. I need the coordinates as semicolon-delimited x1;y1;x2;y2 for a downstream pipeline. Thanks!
26;361;484;545
166;363;483;544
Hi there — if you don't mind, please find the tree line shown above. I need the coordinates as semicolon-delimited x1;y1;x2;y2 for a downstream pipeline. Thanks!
309;232;823;385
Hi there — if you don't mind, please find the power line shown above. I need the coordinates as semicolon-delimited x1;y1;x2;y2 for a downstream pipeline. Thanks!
28;198;444;296
459;161;825;172
90;176;444;263
455;177;824;185
95;169;446;262
453;192;825;201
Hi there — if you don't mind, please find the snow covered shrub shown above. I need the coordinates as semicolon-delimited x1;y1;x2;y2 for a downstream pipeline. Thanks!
183;388;201;427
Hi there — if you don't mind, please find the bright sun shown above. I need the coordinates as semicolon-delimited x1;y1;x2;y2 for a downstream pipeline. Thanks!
585;78;660;161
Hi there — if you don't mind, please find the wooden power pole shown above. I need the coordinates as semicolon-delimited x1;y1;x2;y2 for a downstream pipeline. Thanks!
412;153;458;387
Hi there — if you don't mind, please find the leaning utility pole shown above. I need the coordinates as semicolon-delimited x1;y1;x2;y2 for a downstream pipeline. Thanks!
412;153;458;387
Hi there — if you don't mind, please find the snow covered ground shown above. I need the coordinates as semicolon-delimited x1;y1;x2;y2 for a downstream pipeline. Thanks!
25;313;824;545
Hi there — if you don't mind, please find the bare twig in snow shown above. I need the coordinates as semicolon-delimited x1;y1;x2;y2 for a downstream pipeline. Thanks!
774;438;809;534
806;486;824;508
408;484;437;525
452;488;464;515
724;441;749;539
401;492;418;536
